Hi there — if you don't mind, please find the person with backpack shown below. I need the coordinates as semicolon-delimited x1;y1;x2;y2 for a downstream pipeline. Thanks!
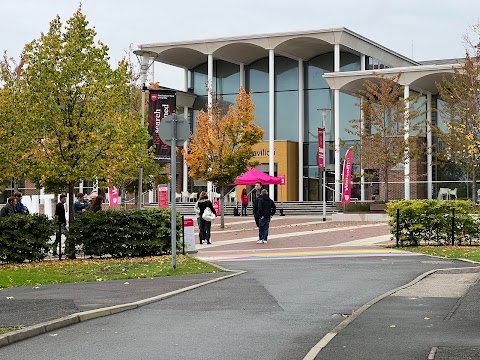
257;189;276;244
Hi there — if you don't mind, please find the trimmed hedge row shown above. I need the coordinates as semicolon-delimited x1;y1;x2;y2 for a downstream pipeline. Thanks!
69;208;182;258
0;209;182;263
0;214;55;263
386;199;480;246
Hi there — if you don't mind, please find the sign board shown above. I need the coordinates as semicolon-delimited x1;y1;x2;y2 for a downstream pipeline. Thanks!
318;127;325;171
183;218;196;253
279;174;286;185
158;114;190;146
212;201;220;216
158;185;169;208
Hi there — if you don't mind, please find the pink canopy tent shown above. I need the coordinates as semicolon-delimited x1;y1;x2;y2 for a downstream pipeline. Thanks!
234;168;282;185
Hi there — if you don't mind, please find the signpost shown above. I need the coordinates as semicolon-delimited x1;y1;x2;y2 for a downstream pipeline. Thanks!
158;114;190;270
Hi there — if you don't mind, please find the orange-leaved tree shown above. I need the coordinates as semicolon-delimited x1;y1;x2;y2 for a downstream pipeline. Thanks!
184;87;264;228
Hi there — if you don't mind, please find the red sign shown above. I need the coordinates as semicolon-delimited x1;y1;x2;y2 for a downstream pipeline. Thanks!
107;179;119;206
158;185;169;208
318;128;325;171
279;174;286;185
184;218;194;227
212;201;220;216
341;148;353;204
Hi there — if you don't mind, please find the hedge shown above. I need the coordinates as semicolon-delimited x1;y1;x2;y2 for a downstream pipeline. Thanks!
0;214;55;263
386;199;480;246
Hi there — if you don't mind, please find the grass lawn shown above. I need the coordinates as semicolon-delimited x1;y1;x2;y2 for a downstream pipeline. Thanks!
0;255;222;289
402;246;480;262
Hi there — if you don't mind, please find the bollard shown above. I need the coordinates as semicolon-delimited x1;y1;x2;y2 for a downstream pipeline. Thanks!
451;207;455;246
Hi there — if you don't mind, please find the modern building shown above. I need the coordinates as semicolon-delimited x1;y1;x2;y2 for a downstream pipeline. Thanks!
135;28;463;203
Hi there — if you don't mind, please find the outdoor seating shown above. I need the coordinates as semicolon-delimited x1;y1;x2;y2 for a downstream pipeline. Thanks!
228;191;236;203
175;192;181;202
181;191;190;202
189;192;198;202
438;187;457;200
449;188;457;199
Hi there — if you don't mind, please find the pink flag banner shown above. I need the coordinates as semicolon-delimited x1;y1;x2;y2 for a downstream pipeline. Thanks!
341;148;353;204
318;128;325;171
109;186;119;206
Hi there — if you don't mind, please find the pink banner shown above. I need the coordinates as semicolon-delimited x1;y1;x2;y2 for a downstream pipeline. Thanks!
108;180;119;206
341;148;353;204
318;128;325;171
158;185;169;208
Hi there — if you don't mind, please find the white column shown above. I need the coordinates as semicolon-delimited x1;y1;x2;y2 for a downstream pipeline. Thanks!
360;54;366;202
404;84;410;200
269;49;275;198
427;92;432;199
334;44;341;202
298;59;304;202
239;63;245;89
183;68;189;193
207;54;214;198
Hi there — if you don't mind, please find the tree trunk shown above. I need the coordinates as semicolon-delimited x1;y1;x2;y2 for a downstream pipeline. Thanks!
384;170;389;203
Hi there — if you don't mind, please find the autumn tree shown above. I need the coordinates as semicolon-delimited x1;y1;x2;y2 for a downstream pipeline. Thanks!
184;87;264;228
0;53;28;191
6;6;153;246
348;75;424;202
435;24;480;201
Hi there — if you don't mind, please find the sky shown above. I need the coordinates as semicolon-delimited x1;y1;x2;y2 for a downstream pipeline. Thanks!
2;0;480;88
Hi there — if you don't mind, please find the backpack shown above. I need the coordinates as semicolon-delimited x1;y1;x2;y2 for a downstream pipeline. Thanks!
270;200;276;216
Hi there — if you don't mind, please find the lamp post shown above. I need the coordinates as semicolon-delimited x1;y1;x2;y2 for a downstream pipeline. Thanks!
317;108;331;222
138;56;151;209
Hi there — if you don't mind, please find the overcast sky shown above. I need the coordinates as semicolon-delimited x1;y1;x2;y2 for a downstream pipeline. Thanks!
2;0;480;88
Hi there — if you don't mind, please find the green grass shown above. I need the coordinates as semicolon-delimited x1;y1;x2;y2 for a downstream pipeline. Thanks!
402;246;480;262
0;255;222;288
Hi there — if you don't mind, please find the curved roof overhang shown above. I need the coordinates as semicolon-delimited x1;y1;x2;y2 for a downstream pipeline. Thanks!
134;28;419;70
323;63;461;96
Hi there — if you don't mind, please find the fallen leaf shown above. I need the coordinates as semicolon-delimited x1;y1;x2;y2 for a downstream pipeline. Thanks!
6;296;14;299
124;282;129;285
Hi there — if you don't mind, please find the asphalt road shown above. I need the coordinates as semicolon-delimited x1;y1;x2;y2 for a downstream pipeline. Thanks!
0;255;475;360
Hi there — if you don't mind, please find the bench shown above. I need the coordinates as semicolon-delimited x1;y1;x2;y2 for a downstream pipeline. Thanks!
369;203;387;212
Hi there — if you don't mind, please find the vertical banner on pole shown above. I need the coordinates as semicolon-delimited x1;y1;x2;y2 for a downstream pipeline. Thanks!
158;185;169;208
318;128;325;171
342;148;353;204
148;90;176;163
107;179;119;207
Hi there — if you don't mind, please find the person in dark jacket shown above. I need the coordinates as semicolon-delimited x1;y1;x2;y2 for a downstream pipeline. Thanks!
74;193;89;218
0;197;16;217
53;194;67;256
196;191;216;244
252;181;263;229
14;192;29;214
257;189;276;244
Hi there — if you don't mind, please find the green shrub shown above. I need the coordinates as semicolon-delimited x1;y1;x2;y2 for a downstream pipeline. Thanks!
387;199;480;246
0;214;55;263
69;208;182;257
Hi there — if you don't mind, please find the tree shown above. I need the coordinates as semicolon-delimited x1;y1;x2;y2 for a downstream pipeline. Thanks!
348;75;424;202
184;87;264;228
435;26;480;201
0;53;28;191
5;6;153;250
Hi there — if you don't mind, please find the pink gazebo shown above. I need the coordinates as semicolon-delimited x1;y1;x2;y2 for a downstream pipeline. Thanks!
234;168;282;185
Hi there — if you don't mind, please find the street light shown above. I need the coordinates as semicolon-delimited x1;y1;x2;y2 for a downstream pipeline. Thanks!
317;108;331;222
138;55;152;209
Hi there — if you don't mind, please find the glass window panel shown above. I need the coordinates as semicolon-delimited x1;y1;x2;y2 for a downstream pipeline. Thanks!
340;92;360;141
340;52;360;72
305;53;334;90
192;63;208;96
247;58;269;93
251;92;269;140
275;91;298;141
304;89;333;142
215;60;240;95
275;56;298;91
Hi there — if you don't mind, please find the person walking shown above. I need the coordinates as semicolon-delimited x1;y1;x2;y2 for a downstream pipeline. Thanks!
14;192;29;214
257;189;276;244
196;191;216;245
87;195;103;213
0;197;17;217
252;181;263;240
240;188;248;216
54;194;67;257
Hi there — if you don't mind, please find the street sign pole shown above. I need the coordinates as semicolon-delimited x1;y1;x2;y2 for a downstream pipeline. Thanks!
170;117;177;271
